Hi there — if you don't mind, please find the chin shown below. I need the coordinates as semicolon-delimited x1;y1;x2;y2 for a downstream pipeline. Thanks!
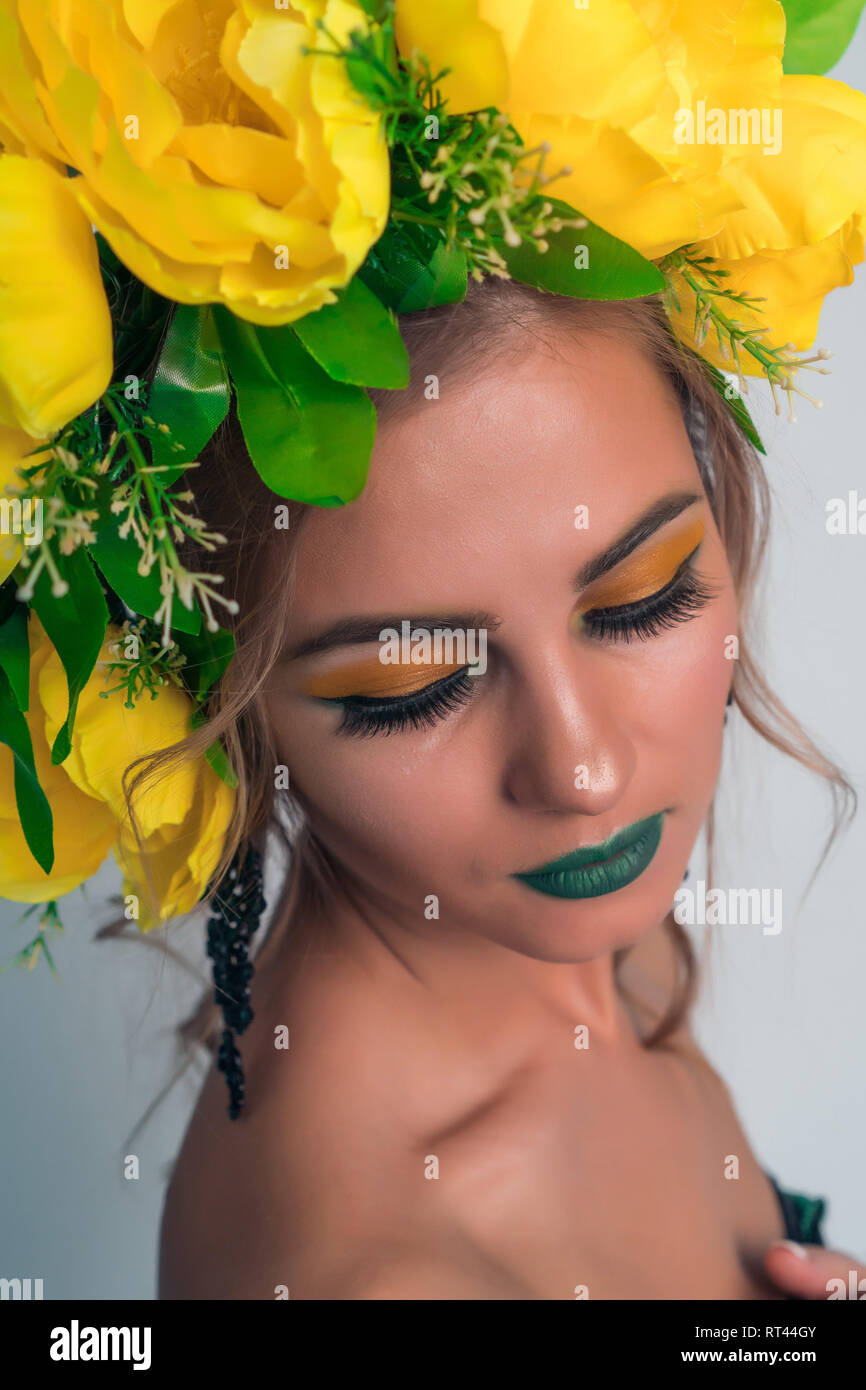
492;865;683;964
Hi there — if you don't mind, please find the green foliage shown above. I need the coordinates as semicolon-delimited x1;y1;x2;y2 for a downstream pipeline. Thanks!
500;198;664;300
359;220;468;311
323;6;589;282
1;901;63;976
214;308;376;506
0;603;30;710
97;235;171;382
292;277;409;388
661;248;833;421
88;479;201;636
172;624;235;703
0;666;53;872
781;0;866;74
147;305;231;484
29;546;108;765
703;365;767;455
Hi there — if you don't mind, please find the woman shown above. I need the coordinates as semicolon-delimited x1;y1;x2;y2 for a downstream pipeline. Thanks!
157;280;860;1299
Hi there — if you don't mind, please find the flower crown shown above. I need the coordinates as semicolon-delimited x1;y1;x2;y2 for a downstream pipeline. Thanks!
1;0;865;968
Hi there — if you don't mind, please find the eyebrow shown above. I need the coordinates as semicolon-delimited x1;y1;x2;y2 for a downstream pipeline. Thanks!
284;612;501;661
575;489;703;589
284;490;704;661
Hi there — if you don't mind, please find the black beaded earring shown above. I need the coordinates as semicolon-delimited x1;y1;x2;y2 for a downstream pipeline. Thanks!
204;841;267;1120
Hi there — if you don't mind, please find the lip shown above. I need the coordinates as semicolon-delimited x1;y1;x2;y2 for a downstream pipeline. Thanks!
513;813;665;900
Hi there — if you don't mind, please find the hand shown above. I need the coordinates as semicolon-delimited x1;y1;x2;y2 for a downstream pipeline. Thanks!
764;1241;866;1300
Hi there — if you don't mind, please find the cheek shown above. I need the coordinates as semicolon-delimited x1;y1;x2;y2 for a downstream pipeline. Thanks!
648;580;738;796
263;697;477;877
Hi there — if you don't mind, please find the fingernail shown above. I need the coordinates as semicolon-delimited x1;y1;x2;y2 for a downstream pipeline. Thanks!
772;1240;809;1260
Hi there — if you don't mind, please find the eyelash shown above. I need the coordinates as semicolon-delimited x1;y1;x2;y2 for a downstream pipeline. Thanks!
330;668;476;738
327;551;716;737
581;557;718;644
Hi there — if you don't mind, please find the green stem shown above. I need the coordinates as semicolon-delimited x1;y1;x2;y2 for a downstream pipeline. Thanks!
390;208;444;228
102;394;182;572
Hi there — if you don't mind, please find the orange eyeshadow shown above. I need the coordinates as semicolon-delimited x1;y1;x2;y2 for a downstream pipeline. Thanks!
303;657;464;700
577;515;706;613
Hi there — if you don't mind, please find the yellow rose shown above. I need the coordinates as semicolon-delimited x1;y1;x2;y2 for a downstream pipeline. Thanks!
0;427;55;585
396;0;866;371
0;157;113;437
395;0;762;256
666;75;866;370
37;622;236;929
0;0;389;330
0;615;234;925
0;616;117;900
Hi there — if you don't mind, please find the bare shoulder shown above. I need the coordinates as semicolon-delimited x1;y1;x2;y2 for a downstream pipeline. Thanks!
158;933;474;1299
622;917;788;1244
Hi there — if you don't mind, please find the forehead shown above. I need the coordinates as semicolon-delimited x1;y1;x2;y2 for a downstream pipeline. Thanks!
286;328;703;627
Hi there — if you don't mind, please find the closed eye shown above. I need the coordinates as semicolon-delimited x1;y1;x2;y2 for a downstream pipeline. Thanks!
321;666;476;737
580;546;719;643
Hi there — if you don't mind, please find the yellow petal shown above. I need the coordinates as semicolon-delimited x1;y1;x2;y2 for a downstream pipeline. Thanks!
669;223;865;371
698;76;866;262
170;123;307;207
39;629;199;837
515;113;743;260
115;765;235;928
395;0;509;113
0;156;112;437
482;0;667;125
0;5;67;162
0;425;51;583
0;615;115;900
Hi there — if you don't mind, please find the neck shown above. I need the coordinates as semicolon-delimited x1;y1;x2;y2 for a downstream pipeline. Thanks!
277;861;643;1052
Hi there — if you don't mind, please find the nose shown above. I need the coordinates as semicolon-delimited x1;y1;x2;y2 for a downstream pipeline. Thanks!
500;649;636;815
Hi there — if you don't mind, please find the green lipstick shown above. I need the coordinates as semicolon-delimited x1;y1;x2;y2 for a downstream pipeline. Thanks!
514;813;664;900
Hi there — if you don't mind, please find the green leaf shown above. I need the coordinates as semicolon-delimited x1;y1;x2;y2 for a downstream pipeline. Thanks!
30;547;108;765
501;200;665;300
291;278;409;389
147;305;231;484
97;233;172;383
173;624;235;702
781;0;866;74
190;707;239;789
204;738;239;788
704;365;767;455
87;480;201;635
0;666;54;873
0;603;30;710
358;221;468;312
214;307;377;506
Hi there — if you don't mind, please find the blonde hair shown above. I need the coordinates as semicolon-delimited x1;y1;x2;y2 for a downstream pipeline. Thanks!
109;279;855;1126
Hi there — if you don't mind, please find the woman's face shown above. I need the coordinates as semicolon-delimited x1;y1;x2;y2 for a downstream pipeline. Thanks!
262;326;739;962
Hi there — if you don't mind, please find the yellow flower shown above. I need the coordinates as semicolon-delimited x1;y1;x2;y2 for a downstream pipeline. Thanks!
0;426;54;584
0;157;113;437
396;0;866;372
0;616;116;900
0;0;389;329
395;0;763;255
0;616;234;927
38;622;236;929
666;75;866;370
